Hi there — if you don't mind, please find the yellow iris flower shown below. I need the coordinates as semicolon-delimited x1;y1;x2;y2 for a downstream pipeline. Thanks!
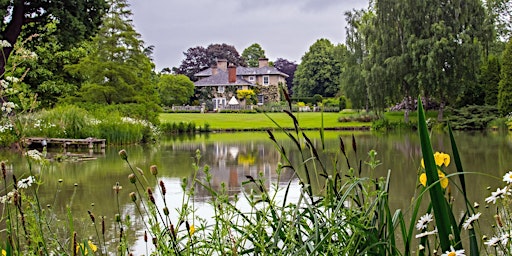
76;241;98;255
421;152;451;168
419;170;449;188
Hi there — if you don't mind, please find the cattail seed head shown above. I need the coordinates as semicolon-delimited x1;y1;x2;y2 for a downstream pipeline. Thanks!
102;216;105;235
88;210;95;223
144;231;148;242
147;187;155;204
163;207;169;216
129;192;137;202
150;165;158;176
159;180;166;195
128;173;136;184
1;161;6;180
118;149;128;160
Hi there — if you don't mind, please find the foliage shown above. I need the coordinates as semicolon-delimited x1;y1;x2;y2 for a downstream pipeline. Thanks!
480;55;501;106
273;58;297;96
0;0;108;73
498;38;512;115
64;0;160;122
157;74;195;106
176;43;245;81
236;89;256;105
241;43;266;67
447;105;500;130
293;39;345;98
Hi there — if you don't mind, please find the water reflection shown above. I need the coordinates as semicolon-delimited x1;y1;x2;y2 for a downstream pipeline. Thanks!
0;130;511;254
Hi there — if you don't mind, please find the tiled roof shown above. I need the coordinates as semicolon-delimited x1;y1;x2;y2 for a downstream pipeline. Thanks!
194;70;253;86
194;66;289;78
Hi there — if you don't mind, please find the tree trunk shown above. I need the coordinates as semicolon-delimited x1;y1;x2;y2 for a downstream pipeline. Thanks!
0;1;25;74
438;101;445;121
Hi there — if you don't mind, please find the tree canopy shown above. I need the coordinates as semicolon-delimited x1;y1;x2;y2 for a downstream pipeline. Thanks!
176;43;245;81
293;39;345;98
0;0;108;73
157;74;195;106
274;58;297;96
242;43;266;67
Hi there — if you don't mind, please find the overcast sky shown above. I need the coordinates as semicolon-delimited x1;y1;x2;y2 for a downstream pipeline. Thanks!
128;0;368;71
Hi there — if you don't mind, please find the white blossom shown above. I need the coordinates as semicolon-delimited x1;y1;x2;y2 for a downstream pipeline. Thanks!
441;246;465;256
1;102;17;114
485;187;509;204
17;176;35;189
0;40;11;48
26;149;43;162
416;213;434;230
462;212;481;230
484;236;501;247
503;171;512;184
415;227;438;238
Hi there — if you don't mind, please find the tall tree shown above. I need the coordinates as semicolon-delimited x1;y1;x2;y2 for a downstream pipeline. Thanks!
176;43;245;81
66;0;160;121
0;0;108;73
274;58;298;95
157;74;194;106
293;39;345;98
242;43;266;67
342;9;371;110
498;39;512;115
481;55;501;106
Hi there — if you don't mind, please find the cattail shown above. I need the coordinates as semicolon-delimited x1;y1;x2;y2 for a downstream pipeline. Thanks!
101;216;105;235
1;161;6;180
144;230;148;243
159;180;166;195
128;174;136;184
150;165;158;176
88;210;95;223
129;192;137;202
12;174;18;190
118;149;128;160
147;187;155;204
163;207;169;216
120;227;124;240
73;232;77;256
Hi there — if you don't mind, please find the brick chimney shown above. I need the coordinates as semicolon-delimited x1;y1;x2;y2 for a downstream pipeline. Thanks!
211;65;218;75
228;64;236;83
217;59;228;71
258;58;269;68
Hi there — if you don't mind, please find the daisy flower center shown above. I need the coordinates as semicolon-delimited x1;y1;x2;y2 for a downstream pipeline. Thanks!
448;252;456;256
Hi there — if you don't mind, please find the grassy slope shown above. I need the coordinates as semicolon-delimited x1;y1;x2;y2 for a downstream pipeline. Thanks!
159;112;369;130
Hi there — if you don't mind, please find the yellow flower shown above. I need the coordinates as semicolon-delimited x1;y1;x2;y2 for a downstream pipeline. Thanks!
189;224;195;235
76;241;97;255
434;152;450;167
419;170;449;188
421;152;451;168
2;249;6;256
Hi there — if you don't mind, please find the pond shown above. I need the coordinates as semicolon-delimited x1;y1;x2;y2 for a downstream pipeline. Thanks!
1;130;511;253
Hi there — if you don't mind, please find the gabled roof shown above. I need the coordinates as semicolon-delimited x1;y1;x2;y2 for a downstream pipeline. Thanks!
194;69;253;87
194;66;289;78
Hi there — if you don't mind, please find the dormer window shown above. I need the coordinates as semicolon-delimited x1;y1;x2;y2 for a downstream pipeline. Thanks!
263;76;270;86
248;76;255;81
218;86;225;93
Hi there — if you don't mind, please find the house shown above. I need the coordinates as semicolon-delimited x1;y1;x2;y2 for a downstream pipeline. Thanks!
194;58;288;110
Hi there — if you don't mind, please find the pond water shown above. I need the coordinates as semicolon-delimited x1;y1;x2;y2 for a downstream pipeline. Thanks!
1;130;511;253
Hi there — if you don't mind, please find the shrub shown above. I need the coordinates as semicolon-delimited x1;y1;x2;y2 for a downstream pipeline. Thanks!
447;105;499;130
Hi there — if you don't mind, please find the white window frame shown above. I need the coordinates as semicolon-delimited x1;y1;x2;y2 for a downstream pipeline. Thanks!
263;75;270;86
248;76;255;82
218;86;225;93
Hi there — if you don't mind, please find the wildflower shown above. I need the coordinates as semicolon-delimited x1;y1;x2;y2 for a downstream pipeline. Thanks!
128;173;136;184
26;149;43;162
503;171;512;183
0;40;11;48
484;236;501;247
419;170;448;188
1;190;16;204
119;149;128;160
501;232;510;246
113;182;122;193
441;246;465;256
462;212;481;230
1;102;17;114
415;227;438;238
416;213;434;230
190;224;195;235
76;240;98;254
17;176;35;189
485;186;509;204
421;152;451;168
129;192;137;202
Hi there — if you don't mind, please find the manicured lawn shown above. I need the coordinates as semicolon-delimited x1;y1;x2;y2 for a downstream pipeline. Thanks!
159;112;370;130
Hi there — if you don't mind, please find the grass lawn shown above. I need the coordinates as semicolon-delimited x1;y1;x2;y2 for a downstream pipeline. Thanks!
159;112;370;130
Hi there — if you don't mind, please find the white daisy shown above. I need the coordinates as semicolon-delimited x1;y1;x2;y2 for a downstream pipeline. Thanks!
485;187;509;204
416;213;434;230
441;246;465;256
484;236;501;247
503;171;512;183
462;212;481;230
17;176;35;189
501;233;510;246
415;227;438;238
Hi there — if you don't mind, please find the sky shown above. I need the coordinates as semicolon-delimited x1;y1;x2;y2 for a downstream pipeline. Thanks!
128;0;369;71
